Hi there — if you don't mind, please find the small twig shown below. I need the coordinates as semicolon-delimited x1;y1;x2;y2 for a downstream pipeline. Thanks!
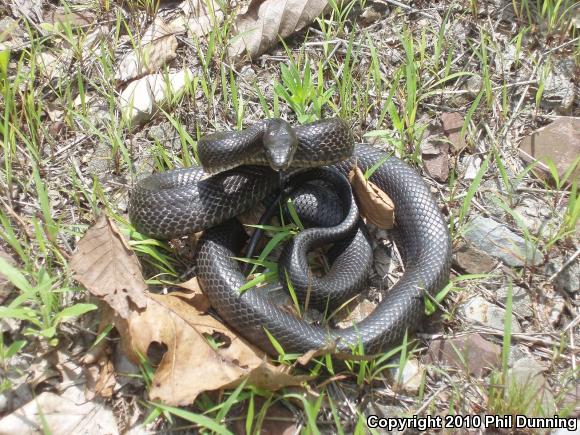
425;80;538;96
401;384;447;435
564;313;580;333
0;198;35;239
516;186;571;195
413;384;447;416
478;328;578;352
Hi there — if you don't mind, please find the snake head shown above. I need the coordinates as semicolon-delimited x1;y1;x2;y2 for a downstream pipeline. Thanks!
262;119;298;171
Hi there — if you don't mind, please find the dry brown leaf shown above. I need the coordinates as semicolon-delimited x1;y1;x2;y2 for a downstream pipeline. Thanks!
44;7;95;28
70;214;147;319
174;277;211;312
0;388;118;434
228;0;328;62
84;345;116;400
296;345;335;366
169;0;225;38
349;166;394;229
94;354;116;398
115;292;310;405
10;0;43;23
116;18;178;82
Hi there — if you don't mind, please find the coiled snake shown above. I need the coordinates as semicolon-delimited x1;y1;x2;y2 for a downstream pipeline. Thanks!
129;118;451;356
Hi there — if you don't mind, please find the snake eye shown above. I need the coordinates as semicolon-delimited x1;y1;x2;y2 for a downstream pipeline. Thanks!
263;119;298;171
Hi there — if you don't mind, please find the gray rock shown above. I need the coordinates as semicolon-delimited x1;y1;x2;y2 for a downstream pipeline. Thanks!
508;345;529;367
463;216;542;267
460;296;522;332
147;122;181;151
86;141;114;184
509;357;556;416
466;75;483;96
549;293;566;326
541;60;576;113
496;285;533;318
365;401;405;419
546;257;580;294
514;197;557;237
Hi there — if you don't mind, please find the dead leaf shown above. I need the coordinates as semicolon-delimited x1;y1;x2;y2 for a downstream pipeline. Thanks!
10;0;43;23
113;292;310;405
43;7;95;29
169;0;225;38
0;388;118;434
70;214;147;319
228;0;328;62
173;277;211;312
116;18;178;82
0;16;30;51
36;50;71;80
86;353;116;399
296;345;335;366
349;166;394;229
119;68;193;127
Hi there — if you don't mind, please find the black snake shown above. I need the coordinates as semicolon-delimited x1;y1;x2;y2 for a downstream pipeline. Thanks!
129;118;452;356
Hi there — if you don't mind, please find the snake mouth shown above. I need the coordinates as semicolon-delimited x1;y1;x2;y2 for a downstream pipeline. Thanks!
267;152;295;171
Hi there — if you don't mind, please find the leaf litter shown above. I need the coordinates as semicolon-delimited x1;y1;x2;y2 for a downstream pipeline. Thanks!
73;215;309;406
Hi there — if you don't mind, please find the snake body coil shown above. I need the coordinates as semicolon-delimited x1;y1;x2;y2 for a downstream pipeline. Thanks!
129;119;452;355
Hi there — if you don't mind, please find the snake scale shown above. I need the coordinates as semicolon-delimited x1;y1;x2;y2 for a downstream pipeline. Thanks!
129;118;452;356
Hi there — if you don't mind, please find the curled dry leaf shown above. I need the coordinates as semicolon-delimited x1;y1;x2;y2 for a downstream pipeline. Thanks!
228;0;328;62
10;0;43;23
116;18;178;82
173;276;211;312
170;0;225;38
85;353;116;400
115;292;311;406
349;165;394;229
42;6;95;31
70;214;147;319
